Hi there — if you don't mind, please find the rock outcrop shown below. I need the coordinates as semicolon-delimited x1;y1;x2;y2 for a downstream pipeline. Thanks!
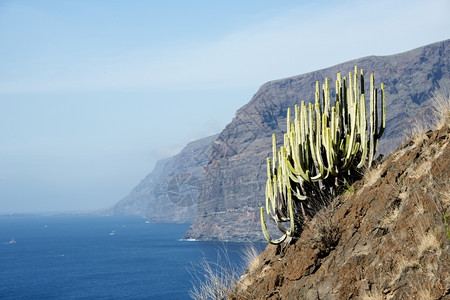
231;119;450;299
101;134;218;223
185;39;450;241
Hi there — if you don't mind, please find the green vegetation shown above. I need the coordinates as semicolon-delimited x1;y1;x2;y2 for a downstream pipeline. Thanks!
261;66;386;244
338;178;356;196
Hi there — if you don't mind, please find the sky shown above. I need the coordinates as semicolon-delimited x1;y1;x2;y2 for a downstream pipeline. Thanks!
0;0;449;214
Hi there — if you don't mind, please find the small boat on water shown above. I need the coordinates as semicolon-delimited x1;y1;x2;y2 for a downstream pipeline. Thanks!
8;238;16;244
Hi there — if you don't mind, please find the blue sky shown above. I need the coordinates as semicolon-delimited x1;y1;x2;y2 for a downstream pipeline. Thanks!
0;0;449;213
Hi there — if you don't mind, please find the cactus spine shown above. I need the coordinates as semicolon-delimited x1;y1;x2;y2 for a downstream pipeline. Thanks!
261;66;385;244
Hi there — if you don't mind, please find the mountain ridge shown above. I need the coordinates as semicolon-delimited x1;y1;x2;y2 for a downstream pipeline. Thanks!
102;40;449;239
185;39;450;241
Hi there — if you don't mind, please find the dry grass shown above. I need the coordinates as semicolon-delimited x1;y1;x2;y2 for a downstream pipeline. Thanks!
409;160;432;180
425;177;450;216
433;181;450;211
190;244;263;300
430;87;450;130
378;187;403;230
398;190;409;201
189;247;239;300
241;244;260;275
407;277;438;300
189;260;237;300
403;87;449;149
379;205;400;230
234;244;262;297
417;229;441;257
443;190;450;209
360;290;384;300
415;288;434;300
386;222;444;296
392;254;420;282
409;121;430;148
364;165;383;187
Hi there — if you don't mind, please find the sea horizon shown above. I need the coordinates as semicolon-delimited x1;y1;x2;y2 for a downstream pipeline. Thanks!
0;215;264;299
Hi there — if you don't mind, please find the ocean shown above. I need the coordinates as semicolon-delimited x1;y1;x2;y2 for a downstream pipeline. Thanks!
0;216;263;299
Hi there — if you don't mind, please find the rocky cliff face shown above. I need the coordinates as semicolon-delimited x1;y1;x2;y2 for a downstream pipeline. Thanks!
102;134;218;223
185;39;450;241
230;120;450;299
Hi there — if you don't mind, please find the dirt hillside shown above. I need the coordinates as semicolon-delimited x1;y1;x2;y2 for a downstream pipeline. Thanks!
231;121;450;299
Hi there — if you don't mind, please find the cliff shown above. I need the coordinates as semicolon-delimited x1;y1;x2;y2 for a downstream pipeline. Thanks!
230;117;450;299
185;39;450;241
101;134;218;222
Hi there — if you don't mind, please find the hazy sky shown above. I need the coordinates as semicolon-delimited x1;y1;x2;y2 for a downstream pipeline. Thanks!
1;0;449;213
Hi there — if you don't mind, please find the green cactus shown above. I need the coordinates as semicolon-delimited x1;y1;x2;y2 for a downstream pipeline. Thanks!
261;66;386;244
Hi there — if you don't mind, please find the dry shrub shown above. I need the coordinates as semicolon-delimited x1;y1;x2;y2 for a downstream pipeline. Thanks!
430;86;450;130
190;244;263;300
364;165;383;187
240;244;260;275
189;248;239;300
233;244;261;297
189;261;236;300
403;87;449;148
409;120;430;148
417;229;441;258
308;202;341;256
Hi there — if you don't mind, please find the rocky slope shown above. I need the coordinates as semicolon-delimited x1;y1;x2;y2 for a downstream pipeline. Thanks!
231;119;450;299
185;39;450;241
101;134;218;222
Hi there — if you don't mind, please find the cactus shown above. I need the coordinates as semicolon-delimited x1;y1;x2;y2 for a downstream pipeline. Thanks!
261;66;385;244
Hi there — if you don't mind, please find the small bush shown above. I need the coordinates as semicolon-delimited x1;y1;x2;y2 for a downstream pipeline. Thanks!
308;203;341;256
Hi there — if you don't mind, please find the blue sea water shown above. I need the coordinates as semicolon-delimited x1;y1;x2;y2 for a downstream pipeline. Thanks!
0;216;263;299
